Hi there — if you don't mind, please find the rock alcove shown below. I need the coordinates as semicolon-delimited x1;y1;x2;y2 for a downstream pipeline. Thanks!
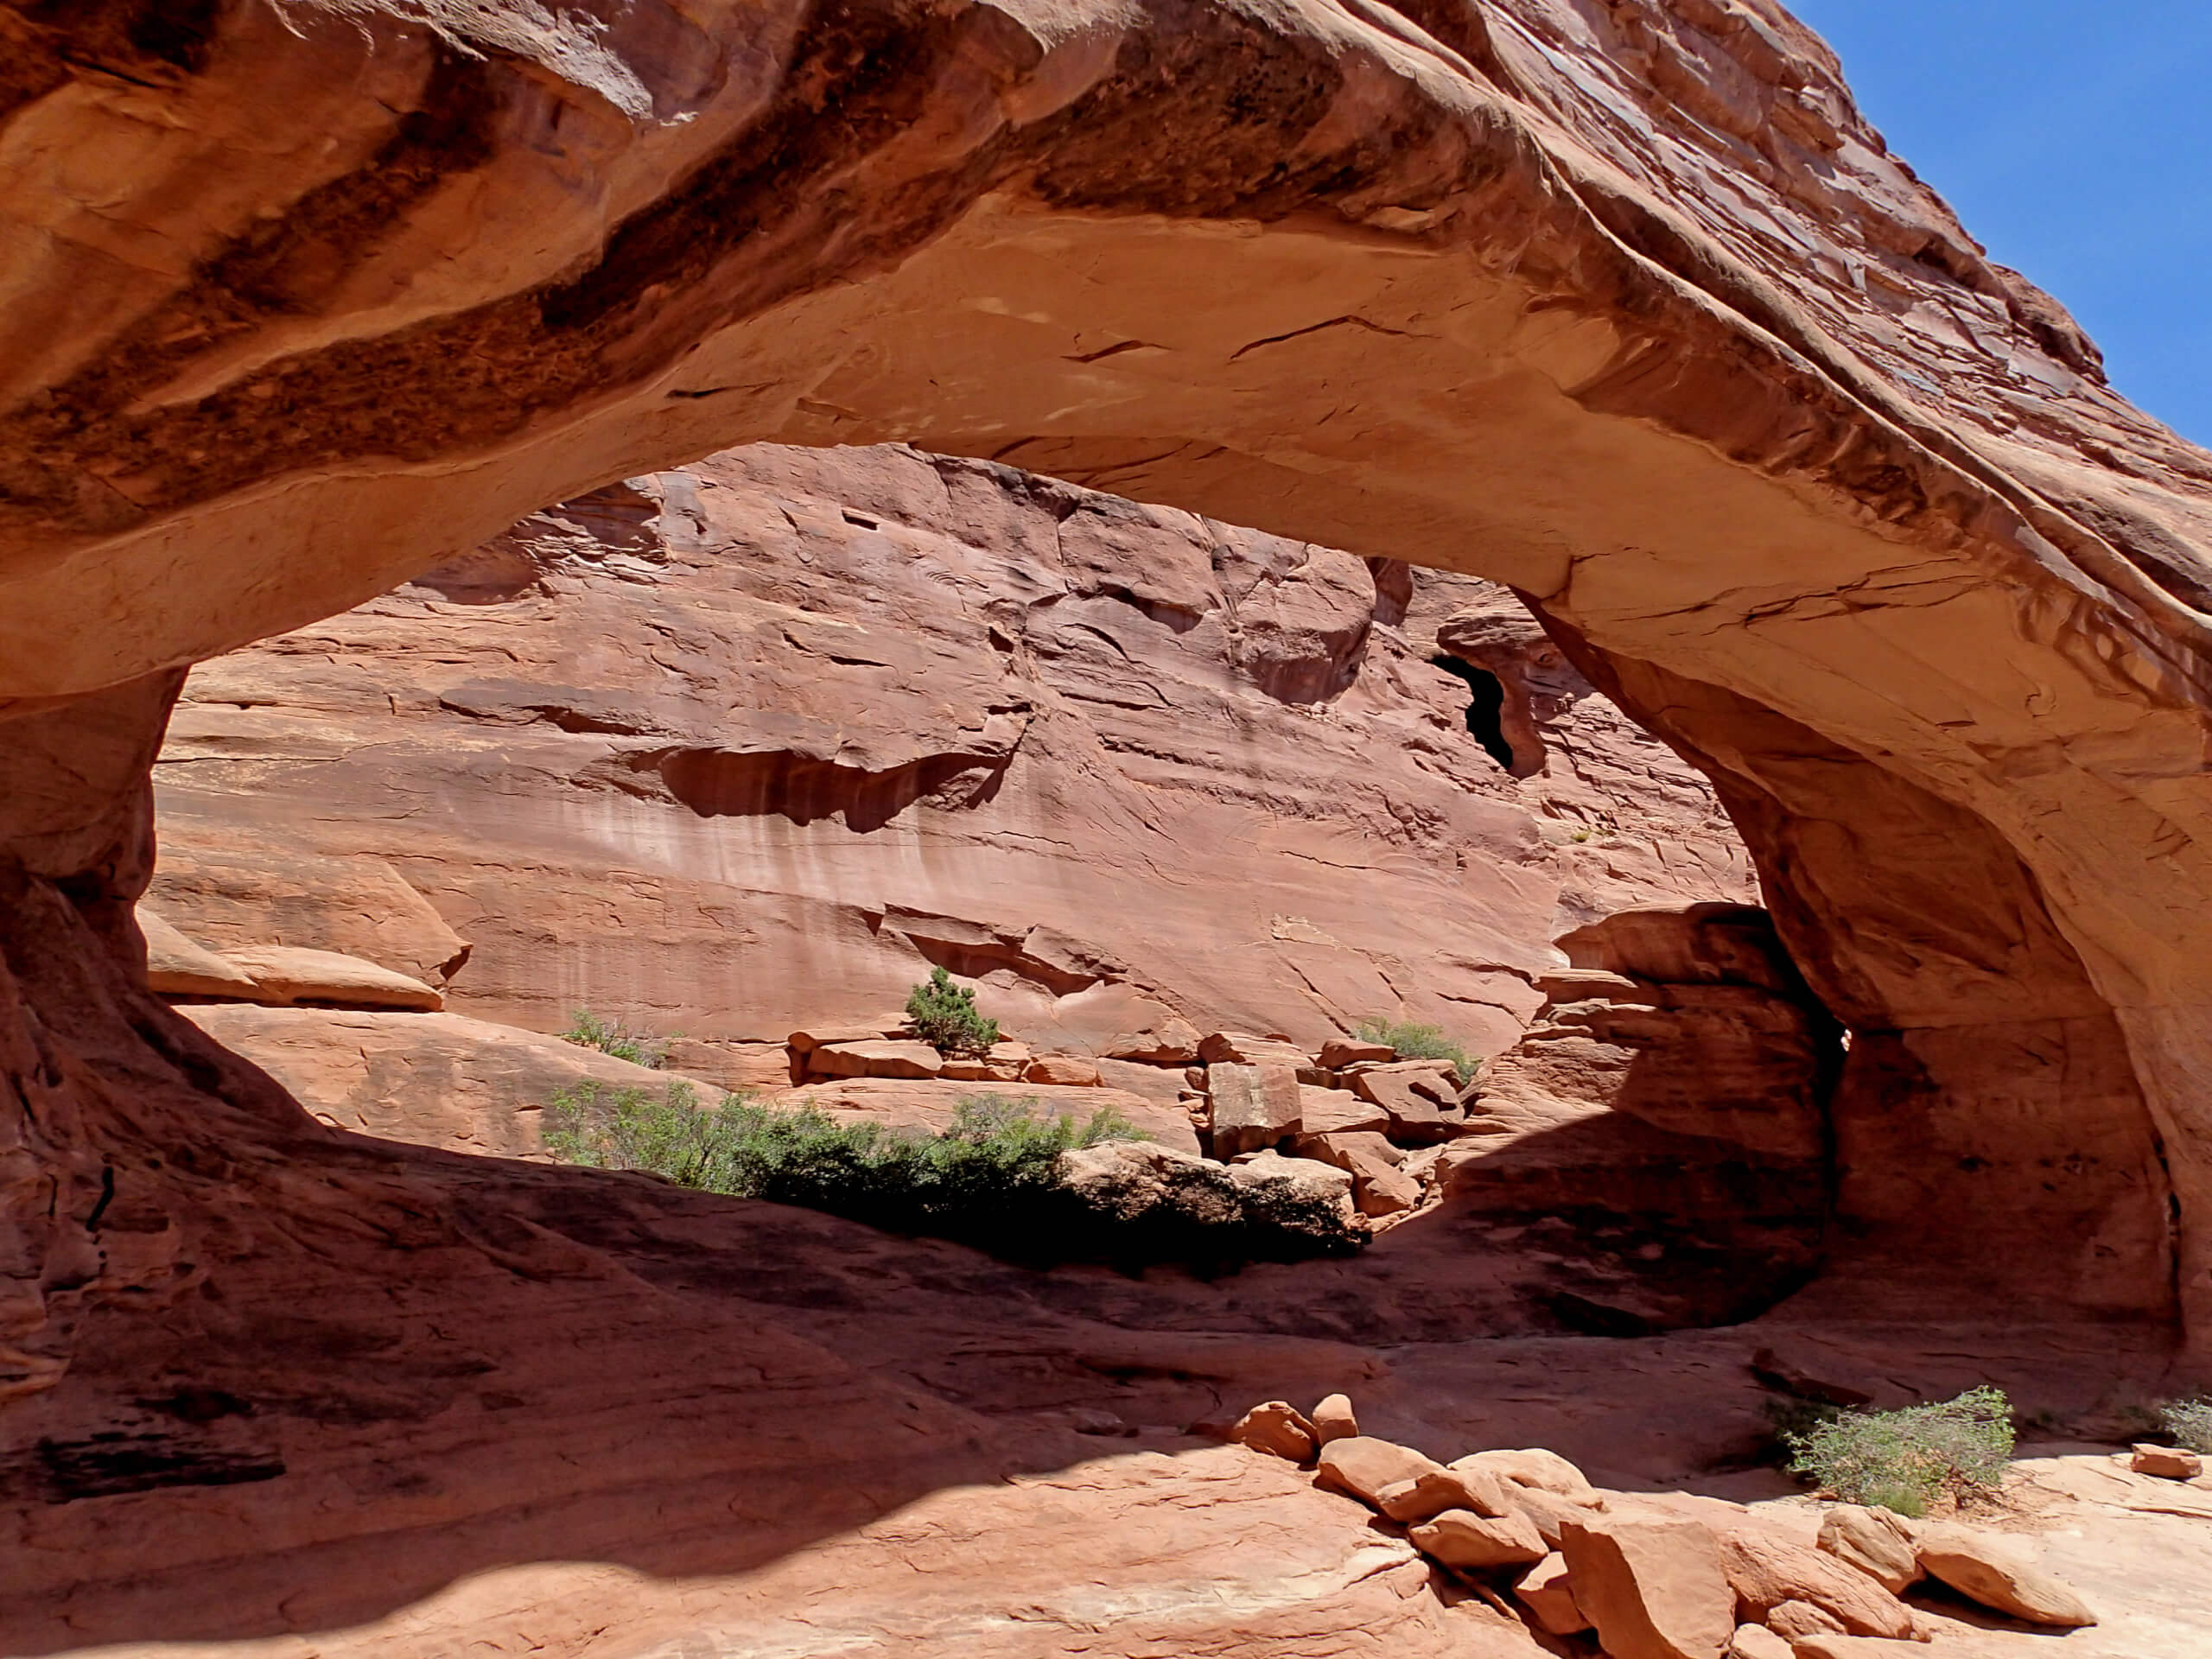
4;0;2212;1532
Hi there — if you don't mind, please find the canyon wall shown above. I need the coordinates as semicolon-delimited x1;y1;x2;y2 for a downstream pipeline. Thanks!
3;0;2211;1341
151;442;1749;1061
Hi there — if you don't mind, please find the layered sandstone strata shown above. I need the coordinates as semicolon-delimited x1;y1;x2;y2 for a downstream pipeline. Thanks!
151;442;1748;1059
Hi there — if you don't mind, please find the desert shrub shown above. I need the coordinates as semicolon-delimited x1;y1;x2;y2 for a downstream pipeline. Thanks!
905;967;1001;1055
2161;1396;2212;1453
545;1084;1135;1242
1354;1015;1478;1084
543;1084;1359;1268
562;1008;669;1069
1783;1386;2015;1517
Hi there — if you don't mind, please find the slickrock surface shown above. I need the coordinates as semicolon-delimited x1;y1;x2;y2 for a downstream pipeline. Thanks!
8;3;2212;1655
155;443;1749;1060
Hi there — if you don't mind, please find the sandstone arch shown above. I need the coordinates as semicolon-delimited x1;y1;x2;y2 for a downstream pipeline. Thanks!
4;0;2212;1365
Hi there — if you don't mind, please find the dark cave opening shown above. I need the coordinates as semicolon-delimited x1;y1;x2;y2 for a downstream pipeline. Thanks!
1432;655;1517;772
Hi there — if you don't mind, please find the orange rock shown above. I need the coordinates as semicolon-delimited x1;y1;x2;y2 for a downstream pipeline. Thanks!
1726;1626;1793;1659
1376;1465;1514;1522
2130;1443;2204;1479
1409;1507;1547;1571
1229;1401;1317;1462
1309;1394;1358;1446
1718;1526;1913;1639
1765;1599;1847;1640
1319;1038;1395;1068
221;945;443;1012
1516;1551;1592;1635
807;1039;944;1080
1207;1062;1303;1156
139;909;259;1000
1560;1513;1737;1659
1815;1506;1919;1595
1452;1446;1596;1498
1024;1054;1102;1087
1914;1523;2098;1627
1314;1437;1446;1510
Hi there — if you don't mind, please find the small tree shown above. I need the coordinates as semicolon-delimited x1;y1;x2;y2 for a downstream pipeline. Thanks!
906;967;1000;1055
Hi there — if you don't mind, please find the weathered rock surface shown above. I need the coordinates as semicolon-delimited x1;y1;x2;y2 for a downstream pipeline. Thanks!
1815;1506;1920;1595
1560;1513;1738;1659
1410;1506;1548;1570
1914;1522;2100;1627
1717;1526;1914;1640
155;446;1745;1088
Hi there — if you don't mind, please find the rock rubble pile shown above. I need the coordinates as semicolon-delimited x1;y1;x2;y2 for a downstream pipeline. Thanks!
1225;1396;2104;1656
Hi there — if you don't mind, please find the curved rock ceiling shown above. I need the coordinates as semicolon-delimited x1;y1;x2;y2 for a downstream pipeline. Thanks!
3;0;2212;1341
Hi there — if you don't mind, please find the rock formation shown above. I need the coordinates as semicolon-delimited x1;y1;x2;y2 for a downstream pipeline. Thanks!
6;0;2212;1342
151;442;1750;1062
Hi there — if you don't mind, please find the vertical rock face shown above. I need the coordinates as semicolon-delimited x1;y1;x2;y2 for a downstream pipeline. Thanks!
4;0;2212;1344
154;443;1751;1058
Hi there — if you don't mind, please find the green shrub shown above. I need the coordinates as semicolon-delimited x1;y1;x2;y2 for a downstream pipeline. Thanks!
2161;1396;2212;1454
905;967;1001;1055
1354;1016;1478;1085
1783;1386;2015;1517
542;1084;1361;1268
562;1008;669;1069
546;1083;1134;1236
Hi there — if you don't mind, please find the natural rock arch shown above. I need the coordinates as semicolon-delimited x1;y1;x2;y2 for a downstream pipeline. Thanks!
4;0;2212;1365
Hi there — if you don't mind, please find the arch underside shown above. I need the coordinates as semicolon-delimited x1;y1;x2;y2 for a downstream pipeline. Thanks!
3;0;2211;1367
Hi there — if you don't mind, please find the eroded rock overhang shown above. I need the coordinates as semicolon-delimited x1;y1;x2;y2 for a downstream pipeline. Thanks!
3;0;2212;1332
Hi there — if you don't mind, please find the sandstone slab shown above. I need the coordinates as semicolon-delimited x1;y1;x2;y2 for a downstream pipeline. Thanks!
1915;1522;2099;1627
219;945;443;1012
1560;1514;1737;1659
1409;1507;1547;1571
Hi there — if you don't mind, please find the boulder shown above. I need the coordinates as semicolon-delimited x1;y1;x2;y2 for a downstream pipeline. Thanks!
1409;1507;1548;1571
1092;1058;1191;1105
139;909;260;1000
807;1039;944;1080
1293;1130;1421;1217
1814;1507;1919;1595
1309;1394;1358;1446
1298;1087;1389;1136
1101;1014;1203;1066
1207;1062;1304;1156
1229;1401;1317;1463
1025;1054;1102;1087
1224;1151;1354;1218
1199;1032;1309;1069
1560;1514;1737;1659
1726;1625;1793;1659
1914;1523;2098;1627
1516;1551;1592;1636
1783;1640;1932;1659
1350;1061;1464;1142
219;945;444;1012
1718;1528;1913;1639
1452;1447;1597;1498
1376;1465;1514;1523
787;1022;893;1054
1510;1485;1609;1549
1318;1037;1395;1068
1314;1437;1446;1509
2130;1443;2205;1480
1764;1600;1846;1640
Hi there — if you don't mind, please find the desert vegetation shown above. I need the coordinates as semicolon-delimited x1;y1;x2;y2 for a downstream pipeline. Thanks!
1783;1386;2016;1517
2161;1395;2212;1453
1355;1016;1478;1085
905;967;1001;1054
561;1008;671;1070
543;1083;1362;1268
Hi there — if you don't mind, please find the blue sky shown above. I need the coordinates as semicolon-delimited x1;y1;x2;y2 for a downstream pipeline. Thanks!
1783;0;2211;445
